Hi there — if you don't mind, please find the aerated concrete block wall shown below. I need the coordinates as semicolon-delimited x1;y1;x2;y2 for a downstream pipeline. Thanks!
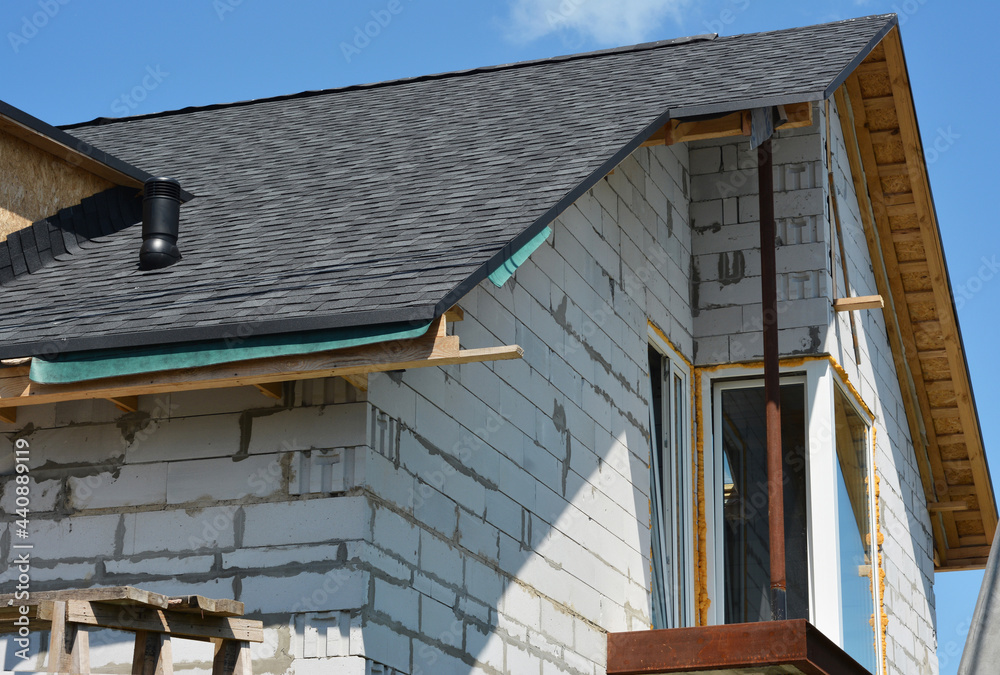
824;97;938;675
0;141;695;675
687;109;833;365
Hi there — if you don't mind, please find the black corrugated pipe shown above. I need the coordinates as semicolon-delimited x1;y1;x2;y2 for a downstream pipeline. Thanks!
139;177;182;270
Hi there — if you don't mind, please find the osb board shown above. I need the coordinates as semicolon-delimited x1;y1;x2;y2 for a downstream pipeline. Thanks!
865;105;899;131
858;69;892;98
912;321;945;351
873;137;906;164
0;127;113;240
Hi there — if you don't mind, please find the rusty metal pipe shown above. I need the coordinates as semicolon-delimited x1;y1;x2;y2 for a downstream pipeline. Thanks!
758;137;787;620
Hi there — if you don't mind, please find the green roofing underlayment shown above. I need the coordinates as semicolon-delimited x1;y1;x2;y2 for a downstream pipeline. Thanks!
488;226;552;288
30;320;433;385
31;226;550;385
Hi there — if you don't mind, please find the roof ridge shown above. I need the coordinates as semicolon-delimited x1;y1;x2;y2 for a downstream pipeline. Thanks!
61;33;721;130
58;13;896;131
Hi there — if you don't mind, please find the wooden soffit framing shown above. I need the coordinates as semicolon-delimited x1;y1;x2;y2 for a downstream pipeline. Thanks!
835;26;997;570
0;309;521;419
640;101;814;148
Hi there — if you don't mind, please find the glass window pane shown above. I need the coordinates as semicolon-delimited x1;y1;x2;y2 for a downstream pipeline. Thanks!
835;387;877;671
720;383;808;623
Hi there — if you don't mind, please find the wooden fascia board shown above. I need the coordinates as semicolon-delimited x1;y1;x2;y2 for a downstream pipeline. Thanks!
0;317;522;410
880;26;999;548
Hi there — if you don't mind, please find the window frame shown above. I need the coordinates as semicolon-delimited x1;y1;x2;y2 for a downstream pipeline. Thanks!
702;359;879;664
647;329;695;629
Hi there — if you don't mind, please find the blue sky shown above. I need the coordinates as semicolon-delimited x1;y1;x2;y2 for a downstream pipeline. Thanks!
1;1;996;672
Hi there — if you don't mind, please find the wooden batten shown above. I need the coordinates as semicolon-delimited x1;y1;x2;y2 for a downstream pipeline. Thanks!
0;315;522;414
640;101;813;148
835;27;998;570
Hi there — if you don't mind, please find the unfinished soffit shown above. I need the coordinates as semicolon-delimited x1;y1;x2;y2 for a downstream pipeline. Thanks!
835;26;997;570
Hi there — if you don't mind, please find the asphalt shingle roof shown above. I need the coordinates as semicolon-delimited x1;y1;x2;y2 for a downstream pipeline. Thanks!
0;14;896;358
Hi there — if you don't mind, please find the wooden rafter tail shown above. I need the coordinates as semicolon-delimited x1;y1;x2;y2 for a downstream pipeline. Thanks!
253;382;284;400
341;373;369;391
0;407;15;424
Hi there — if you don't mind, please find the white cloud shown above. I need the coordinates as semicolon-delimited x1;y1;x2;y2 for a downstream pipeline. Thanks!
505;0;690;46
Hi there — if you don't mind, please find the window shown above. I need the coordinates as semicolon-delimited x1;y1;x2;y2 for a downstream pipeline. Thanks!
835;385;877;671
714;379;809;623
703;362;883;672
647;340;694;628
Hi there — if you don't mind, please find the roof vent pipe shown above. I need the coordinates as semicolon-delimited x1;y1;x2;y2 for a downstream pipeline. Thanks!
139;177;182;270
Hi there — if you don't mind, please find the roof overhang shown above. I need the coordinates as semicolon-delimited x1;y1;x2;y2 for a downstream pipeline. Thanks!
0;310;521;422
607;621;871;675
834;26;997;570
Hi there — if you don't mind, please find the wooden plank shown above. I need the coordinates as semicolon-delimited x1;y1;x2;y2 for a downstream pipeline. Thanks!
110;396;139;413
253;382;284;400
212;639;252;675
863;95;896;110
854;60;889;76
132;631;173;675
833;295;884;312
46;601;70;674
0;407;15;424
882;26;999;544
3;586;171;610
341;373;368;391
57;601;264;643
928;501;970;513
166;596;244;618
836;80;953;564
443;305;465;322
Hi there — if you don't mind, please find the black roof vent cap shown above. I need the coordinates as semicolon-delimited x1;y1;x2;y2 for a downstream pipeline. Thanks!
139;177;182;270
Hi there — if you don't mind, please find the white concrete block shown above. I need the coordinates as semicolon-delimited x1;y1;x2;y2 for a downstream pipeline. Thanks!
124;413;242;464
247;403;368;454
125;506;237;555
457;509;499;561
68;463;167;510
374;577;419;632
31;513;120;561
241;569;367;614
223;542;348;570
0;478;59;513
419;529;462;584
106;554;216;577
370;505;419;563
168;452;286;504
420;596;461;649
242;496;368;548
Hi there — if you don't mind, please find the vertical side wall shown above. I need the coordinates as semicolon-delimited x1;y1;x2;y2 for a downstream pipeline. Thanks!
362;143;694;675
687;111;833;365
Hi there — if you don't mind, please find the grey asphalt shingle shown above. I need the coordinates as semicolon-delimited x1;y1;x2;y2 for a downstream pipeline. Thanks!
0;15;895;358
